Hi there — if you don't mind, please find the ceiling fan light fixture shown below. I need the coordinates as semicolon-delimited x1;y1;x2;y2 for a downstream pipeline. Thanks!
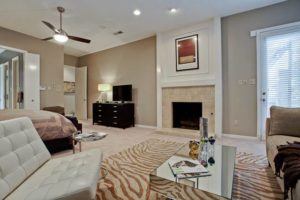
54;33;68;43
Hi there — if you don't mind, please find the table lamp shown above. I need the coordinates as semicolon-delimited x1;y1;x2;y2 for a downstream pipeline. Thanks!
97;83;112;102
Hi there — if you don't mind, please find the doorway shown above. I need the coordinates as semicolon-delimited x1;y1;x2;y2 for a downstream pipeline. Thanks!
64;65;76;116
64;65;87;120
75;66;87;120
0;48;24;109
257;23;300;140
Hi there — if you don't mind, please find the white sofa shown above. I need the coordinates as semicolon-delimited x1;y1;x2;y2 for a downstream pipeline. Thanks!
0;117;102;200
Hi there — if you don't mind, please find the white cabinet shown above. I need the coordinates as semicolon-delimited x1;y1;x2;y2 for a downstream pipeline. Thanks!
24;53;40;110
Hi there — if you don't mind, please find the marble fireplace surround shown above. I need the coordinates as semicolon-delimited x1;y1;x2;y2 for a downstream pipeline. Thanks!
162;86;215;133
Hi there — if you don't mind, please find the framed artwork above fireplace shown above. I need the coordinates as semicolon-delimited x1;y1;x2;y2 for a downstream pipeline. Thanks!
175;34;199;71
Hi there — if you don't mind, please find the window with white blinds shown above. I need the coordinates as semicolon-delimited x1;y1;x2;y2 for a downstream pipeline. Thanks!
264;29;300;114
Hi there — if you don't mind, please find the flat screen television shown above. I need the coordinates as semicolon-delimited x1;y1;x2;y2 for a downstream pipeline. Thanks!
113;85;132;102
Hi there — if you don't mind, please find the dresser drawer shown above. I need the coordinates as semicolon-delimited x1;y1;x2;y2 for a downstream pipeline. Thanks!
93;102;134;128
97;114;103;119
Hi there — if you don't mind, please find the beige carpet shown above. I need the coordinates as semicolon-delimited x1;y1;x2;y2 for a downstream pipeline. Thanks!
96;139;283;200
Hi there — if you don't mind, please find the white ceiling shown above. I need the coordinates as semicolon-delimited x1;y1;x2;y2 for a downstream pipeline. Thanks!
0;0;285;57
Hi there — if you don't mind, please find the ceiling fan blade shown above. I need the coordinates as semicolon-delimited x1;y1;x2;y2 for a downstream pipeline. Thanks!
68;35;91;43
42;21;59;33
42;37;53;41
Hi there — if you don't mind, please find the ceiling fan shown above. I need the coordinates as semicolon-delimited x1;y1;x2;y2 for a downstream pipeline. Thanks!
42;7;91;44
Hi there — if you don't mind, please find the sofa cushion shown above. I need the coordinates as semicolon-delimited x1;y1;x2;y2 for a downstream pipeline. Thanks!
266;135;300;199
0;117;51;200
5;148;102;200
269;106;300;137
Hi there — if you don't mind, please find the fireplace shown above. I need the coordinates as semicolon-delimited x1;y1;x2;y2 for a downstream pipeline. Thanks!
172;102;202;130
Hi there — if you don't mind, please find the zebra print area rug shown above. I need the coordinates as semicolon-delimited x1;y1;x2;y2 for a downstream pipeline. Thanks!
97;139;283;200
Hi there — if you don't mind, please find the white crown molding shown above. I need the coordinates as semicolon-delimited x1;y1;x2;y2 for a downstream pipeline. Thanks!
250;21;300;37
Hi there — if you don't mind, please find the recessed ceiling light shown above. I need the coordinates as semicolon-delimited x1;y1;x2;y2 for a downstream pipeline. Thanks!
169;8;178;14
133;9;141;16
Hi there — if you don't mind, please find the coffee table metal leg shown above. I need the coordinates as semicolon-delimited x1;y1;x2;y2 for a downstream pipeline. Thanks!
99;166;108;181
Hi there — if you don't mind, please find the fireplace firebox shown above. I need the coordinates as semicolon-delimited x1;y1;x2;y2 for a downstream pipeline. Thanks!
172;102;202;130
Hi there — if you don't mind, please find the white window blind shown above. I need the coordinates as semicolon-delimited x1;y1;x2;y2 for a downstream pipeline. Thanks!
264;29;300;114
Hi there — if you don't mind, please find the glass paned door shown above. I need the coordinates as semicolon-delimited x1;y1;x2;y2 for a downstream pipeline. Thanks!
259;26;300;140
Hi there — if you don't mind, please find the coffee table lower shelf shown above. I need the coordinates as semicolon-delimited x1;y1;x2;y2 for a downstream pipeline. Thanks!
150;174;227;200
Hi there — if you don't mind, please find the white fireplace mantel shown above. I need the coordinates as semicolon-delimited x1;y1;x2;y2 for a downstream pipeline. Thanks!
156;17;222;137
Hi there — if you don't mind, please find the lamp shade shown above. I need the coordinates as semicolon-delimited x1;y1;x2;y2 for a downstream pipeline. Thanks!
98;84;112;92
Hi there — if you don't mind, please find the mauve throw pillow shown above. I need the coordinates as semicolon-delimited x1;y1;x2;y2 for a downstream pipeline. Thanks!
270;106;300;137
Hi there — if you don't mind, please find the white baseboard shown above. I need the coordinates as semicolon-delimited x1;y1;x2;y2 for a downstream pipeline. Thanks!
222;133;259;140
135;124;157;129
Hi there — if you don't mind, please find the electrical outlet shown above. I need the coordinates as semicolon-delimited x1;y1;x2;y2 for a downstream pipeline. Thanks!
248;78;256;85
40;86;46;91
234;120;238;126
238;80;248;85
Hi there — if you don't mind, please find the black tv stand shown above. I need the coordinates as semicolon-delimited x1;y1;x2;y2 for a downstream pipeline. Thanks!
93;102;134;129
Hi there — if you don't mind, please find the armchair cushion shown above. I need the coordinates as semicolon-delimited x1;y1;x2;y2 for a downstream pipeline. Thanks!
269;106;300;137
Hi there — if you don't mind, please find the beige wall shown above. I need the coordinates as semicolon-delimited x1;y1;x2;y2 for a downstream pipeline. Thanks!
64;54;79;67
0;26;64;108
78;36;157;126
222;0;300;137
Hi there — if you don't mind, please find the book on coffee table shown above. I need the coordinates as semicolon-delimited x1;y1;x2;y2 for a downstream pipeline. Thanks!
168;159;211;179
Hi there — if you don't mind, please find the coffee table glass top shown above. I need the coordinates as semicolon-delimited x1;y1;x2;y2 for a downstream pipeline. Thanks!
150;143;236;199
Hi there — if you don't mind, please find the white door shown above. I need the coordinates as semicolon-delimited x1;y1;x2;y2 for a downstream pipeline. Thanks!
258;24;300;140
75;66;87;120
2;62;10;109
12;56;20;109
0;64;5;109
24;53;40;110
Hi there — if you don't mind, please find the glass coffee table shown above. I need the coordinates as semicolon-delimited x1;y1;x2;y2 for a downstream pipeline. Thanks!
72;131;107;153
150;143;236;199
